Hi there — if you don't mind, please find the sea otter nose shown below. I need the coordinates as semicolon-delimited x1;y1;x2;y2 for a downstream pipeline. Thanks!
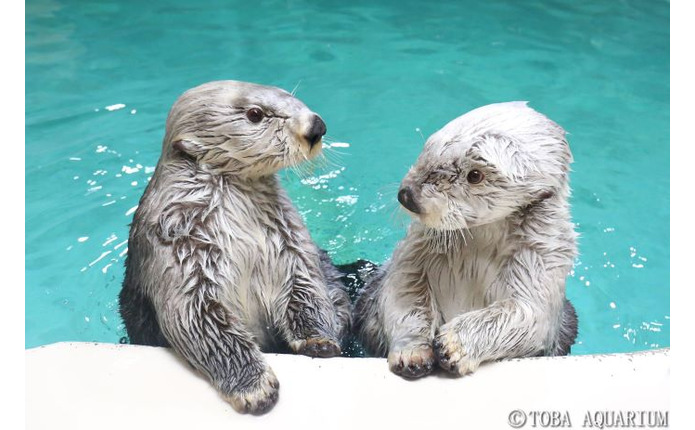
398;186;421;214
305;115;326;148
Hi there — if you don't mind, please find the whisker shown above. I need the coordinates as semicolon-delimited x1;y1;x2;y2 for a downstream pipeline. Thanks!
296;157;313;178
458;228;467;247
289;164;305;180
376;182;401;196
326;148;351;158
291;80;302;96
323;134;343;143
282;167;293;183
320;147;347;166
464;228;472;244
307;158;326;177
287;149;314;180
322;135;352;152
318;155;343;171
321;142;352;157
383;197;410;230
415;127;426;143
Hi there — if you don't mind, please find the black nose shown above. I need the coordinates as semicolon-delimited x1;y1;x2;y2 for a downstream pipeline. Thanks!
305;115;326;148
398;186;421;214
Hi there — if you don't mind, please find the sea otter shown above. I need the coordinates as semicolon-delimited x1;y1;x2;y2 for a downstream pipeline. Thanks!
119;81;351;414
354;102;578;379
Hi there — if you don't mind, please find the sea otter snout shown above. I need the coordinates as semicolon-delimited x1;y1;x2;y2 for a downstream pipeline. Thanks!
397;185;421;214
304;114;327;148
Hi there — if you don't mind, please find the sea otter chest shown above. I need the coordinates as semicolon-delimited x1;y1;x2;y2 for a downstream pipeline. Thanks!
209;182;300;339
424;223;516;322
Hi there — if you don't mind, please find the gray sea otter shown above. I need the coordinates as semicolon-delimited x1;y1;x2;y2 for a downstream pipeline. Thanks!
119;81;351;414
354;102;579;379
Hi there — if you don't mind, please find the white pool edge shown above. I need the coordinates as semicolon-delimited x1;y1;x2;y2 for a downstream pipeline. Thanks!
26;342;669;429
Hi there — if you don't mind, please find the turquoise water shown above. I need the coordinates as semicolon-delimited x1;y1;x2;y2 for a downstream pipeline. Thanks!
26;0;669;354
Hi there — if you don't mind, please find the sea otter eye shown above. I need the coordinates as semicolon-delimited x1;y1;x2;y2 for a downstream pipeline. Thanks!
466;169;485;184
246;107;264;123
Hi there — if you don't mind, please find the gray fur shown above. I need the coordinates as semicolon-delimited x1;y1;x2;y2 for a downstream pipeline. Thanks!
119;81;350;414
355;102;578;378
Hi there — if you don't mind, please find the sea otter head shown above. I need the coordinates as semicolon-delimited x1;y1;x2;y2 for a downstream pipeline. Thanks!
398;102;572;230
161;80;326;178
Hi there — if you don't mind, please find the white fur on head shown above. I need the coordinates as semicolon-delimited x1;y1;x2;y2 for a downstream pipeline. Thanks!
402;102;572;229
162;80;324;178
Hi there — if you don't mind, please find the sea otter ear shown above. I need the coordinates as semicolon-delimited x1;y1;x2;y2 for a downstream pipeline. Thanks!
535;190;555;201
172;138;203;157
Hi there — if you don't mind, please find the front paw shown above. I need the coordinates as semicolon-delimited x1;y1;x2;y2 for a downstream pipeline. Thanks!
433;328;480;376
387;345;435;379
291;337;341;358
223;368;280;415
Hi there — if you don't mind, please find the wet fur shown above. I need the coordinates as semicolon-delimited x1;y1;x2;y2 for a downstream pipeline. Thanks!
355;102;578;378
119;81;350;414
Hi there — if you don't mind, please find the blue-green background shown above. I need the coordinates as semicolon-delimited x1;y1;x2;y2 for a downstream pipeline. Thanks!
26;0;669;353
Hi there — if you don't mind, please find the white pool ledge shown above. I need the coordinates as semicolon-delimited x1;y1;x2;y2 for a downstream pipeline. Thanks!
26;342;669;429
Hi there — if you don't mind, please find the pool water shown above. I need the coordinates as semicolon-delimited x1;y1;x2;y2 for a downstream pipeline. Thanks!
26;0;669;354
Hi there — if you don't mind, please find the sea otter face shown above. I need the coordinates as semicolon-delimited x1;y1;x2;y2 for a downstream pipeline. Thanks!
163;80;326;178
398;102;572;230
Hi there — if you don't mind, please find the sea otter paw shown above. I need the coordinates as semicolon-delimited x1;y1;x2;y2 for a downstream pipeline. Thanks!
224;368;280;415
291;337;342;358
433;329;480;376
388;345;436;379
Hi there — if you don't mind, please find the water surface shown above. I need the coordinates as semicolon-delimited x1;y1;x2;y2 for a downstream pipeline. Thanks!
26;0;670;354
